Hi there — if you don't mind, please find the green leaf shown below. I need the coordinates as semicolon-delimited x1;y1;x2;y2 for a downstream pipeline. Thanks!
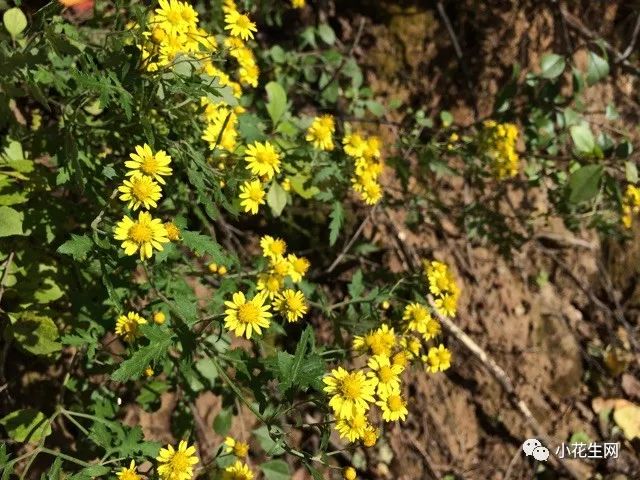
3;8;27;38
253;425;286;455
289;173;319;199
317;24;336;45
540;53;565;79
0;206;24;237
261;459;290;480
72;465;111;478
570;123;595;154
57;234;93;261
328;201;344;246
266;182;287;217
348;269;364;298
0;409;51;443
265;82;287;125
111;335;172;382
213;408;232;436
568;164;603;204
440;110;453;127
181;231;227;263
586;51;609;85
9;312;61;356
625;161;638;183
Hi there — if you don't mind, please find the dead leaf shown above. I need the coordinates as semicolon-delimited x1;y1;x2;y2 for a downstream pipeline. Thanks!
613;403;640;440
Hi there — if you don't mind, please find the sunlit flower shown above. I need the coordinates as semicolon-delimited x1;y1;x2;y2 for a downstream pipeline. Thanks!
118;173;163;211
239;179;265;215
273;289;307;322
323;367;376;419
367;354;403;397
244;141;281;180
114;211;169;260
336;412;368;442
306;115;335;151
224;291;272;339
377;392;408;422
116;460;141;480
164;221;181;241
156;440;199;480
286;254;310;282
224;9;257;40
224;437;249;458
260;235;287;259
223;460;254;480
125;144;173;184
423;344;452;373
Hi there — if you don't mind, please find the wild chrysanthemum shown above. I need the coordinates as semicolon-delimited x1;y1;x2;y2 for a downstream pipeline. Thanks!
353;324;396;357
239;179;265;214
256;272;284;299
336;412;369;442
481;120;519;179
424;344;452;373
118;173;163;211
367;354;403;397
114;211;169;260
244;141;281;180
116;460;140;480
125;144;173;184
306;115;335;151
323;367;376;419
434;293;457;317
343;131;368;159
270;257;291;278
622;184;640;228
273;289;307;322
377;392;408;422
391;350;409;368
401;336;422;359
402;303;432;334
164;221;181;241
223;460;254;480
153;311;166;325
422;317;441;341
260;235;287;259
224;9;257;40
115;312;147;343
343;466;357;480
224;291;272;339
362;426;378;447
224;437;249;458
154;0;190;36
291;0;305;7
156;440;199;480
286;254;310;282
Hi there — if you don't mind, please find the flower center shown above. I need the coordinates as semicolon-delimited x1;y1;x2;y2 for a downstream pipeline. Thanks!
129;223;153;243
132;178;154;201
238;302;260;324
266;277;280;292
340;375;361;400
141;156;159;175
234;442;249;458
387;395;403;411
257;151;277;166
351;415;366;429
249;187;264;202
168;451;191;472
166;10;182;25
236;14;251;29
286;295;303;311
378;365;394;383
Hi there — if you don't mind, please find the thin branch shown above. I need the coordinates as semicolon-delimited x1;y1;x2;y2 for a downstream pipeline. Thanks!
619;12;640;61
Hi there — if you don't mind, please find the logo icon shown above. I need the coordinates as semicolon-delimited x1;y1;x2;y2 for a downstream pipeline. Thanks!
522;439;549;462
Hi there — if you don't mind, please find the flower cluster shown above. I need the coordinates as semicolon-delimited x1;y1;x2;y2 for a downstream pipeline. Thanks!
223;235;310;339
343;126;384;205
621;184;640;228
137;0;217;73
480;120;519;179
113;144;180;260
424;260;460;317
306;115;336;151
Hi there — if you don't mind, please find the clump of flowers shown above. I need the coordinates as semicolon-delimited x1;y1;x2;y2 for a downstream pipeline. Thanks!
424;260;460;317
223;235;310;339
306;115;335;151
621;184;640;228
322;261;456;447
480;120;519;179
343;126;384;205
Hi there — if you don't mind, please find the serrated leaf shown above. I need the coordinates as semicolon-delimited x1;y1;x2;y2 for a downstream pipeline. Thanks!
0;206;24;237
9;312;61;356
266;182;287;217
328;201;344;246
181;230;226;263
111;336;172;382
0;409;51;443
3;8;27;38
261;459;290;480
540;53;565;79
265;82;287;125
568;164;603;204
57;234;93;261
348;269;364;298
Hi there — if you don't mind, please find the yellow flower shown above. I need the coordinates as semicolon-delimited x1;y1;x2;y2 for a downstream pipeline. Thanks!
434;293;457;317
116;460;141;480
362;426;378;447
354;178;382;205
306;115;335;151
323;367;376;419
422;317;441;341
481;120;519;179
424;344;452;373
125;144;173;184
343;131;368;159
335;412;368;442
224;10;257;40
352;324;396;357
157;440;199;480
239;179;266;215
260;235;287;259
622;184;640;228
114;211;170;260
366;354;403;397
402;303;432;334
273;289;307;322
218;265;228;275
153;311;166;325
291;0;305;7
244;141;281;180
164;222;181;241
223;460;254;480
343;467;357;480
238;61;259;88
286;254;310;282
224;437;249;458
401;336;422;359
118;173;163;211
391;350;408;368
154;0;190;36
256;272;284;299
270;257;291;277
144;367;154;377
224;291;272;339
381;300;390;310
376;392;408;422
208;262;218;273
115;312;147;343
